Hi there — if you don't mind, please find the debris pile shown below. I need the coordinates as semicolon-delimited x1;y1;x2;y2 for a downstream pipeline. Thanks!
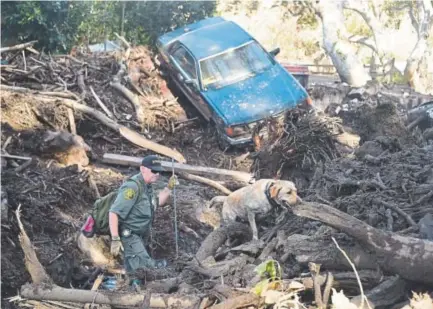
305;141;433;232
253;112;359;188
1;38;187;133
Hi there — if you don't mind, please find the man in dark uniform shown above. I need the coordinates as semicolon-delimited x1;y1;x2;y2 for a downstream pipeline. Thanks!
108;155;177;272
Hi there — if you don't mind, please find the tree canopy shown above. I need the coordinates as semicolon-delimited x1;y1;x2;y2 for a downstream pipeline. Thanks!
1;1;216;53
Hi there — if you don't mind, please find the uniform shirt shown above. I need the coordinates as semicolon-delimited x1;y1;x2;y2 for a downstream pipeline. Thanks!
109;173;158;236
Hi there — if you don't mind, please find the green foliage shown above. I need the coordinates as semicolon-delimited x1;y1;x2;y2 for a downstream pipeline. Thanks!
296;10;318;30
1;1;216;52
1;1;82;52
344;11;372;37
251;259;282;296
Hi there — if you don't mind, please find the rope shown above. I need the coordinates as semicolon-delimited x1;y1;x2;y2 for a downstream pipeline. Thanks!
172;158;179;258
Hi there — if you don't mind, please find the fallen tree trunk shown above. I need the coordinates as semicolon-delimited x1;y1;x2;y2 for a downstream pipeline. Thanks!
20;284;201;308
350;276;407;308
299;270;383;292
102;153;253;184
289;202;433;284
0;40;37;53
195;223;251;261
280;234;378;270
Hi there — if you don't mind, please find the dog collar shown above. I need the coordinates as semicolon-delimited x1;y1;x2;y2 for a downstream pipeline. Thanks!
265;181;281;209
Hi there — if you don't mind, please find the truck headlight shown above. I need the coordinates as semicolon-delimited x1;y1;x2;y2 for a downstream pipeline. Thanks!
225;125;249;137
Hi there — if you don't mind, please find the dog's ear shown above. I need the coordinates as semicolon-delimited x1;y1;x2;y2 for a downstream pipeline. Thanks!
269;184;281;199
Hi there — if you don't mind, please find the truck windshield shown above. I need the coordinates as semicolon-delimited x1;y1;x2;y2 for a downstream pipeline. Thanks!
200;41;273;89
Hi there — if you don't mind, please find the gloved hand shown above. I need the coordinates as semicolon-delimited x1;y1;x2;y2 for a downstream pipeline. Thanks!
168;175;179;190
110;239;124;257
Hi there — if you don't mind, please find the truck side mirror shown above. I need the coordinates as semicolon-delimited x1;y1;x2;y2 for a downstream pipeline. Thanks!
269;47;280;57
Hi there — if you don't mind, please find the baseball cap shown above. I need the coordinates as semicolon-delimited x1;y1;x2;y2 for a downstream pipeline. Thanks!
141;155;162;171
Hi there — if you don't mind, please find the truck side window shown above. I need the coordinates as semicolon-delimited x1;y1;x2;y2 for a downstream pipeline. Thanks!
171;46;197;80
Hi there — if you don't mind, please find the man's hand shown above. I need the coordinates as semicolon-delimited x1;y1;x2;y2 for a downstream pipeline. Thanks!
168;175;179;190
110;237;123;257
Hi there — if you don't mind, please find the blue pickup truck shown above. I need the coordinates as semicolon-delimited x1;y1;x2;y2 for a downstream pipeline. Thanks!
156;17;312;148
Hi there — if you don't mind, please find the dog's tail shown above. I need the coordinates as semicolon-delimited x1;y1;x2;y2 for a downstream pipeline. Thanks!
208;196;227;209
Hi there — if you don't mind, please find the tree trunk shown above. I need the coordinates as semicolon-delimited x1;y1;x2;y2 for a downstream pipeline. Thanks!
20;284;201;308
404;0;433;94
280;234;378;270
288;202;433;284
316;1;371;87
195;223;251;261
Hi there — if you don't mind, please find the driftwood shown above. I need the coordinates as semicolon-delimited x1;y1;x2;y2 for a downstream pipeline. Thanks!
111;82;144;123
0;84;79;100
0;40;37;53
20;284;201;308
119;126;186;163
350;276;407;308
67;108;76;135
279;234;377;270
89;85;113;118
102;153;253;184
178;172;232;195
195;223;251;261
187;255;250;278
300;270;383;292
288;202;433;284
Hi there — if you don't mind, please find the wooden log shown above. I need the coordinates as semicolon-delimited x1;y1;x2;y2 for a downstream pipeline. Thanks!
196;223;251;261
119;127;186;163
178;172;232;195
20;284;201;308
67;108;76;135
187;255;250;278
0;40;37;53
0;84;79;100
110;82;144;123
89;86;113;118
350;276;407;308
288;202;433;284
280;234;378;270
102;153;253;184
299;270;383;292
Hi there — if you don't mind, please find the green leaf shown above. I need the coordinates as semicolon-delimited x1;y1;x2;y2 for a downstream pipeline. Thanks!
254;259;281;280
251;278;271;296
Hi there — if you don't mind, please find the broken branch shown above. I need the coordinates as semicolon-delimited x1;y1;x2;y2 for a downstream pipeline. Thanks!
0;40;37;53
20;284;201;308
89;86;113;118
178;172;232;195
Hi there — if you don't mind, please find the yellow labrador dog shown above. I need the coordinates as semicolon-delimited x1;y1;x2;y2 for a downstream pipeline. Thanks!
197;179;298;240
